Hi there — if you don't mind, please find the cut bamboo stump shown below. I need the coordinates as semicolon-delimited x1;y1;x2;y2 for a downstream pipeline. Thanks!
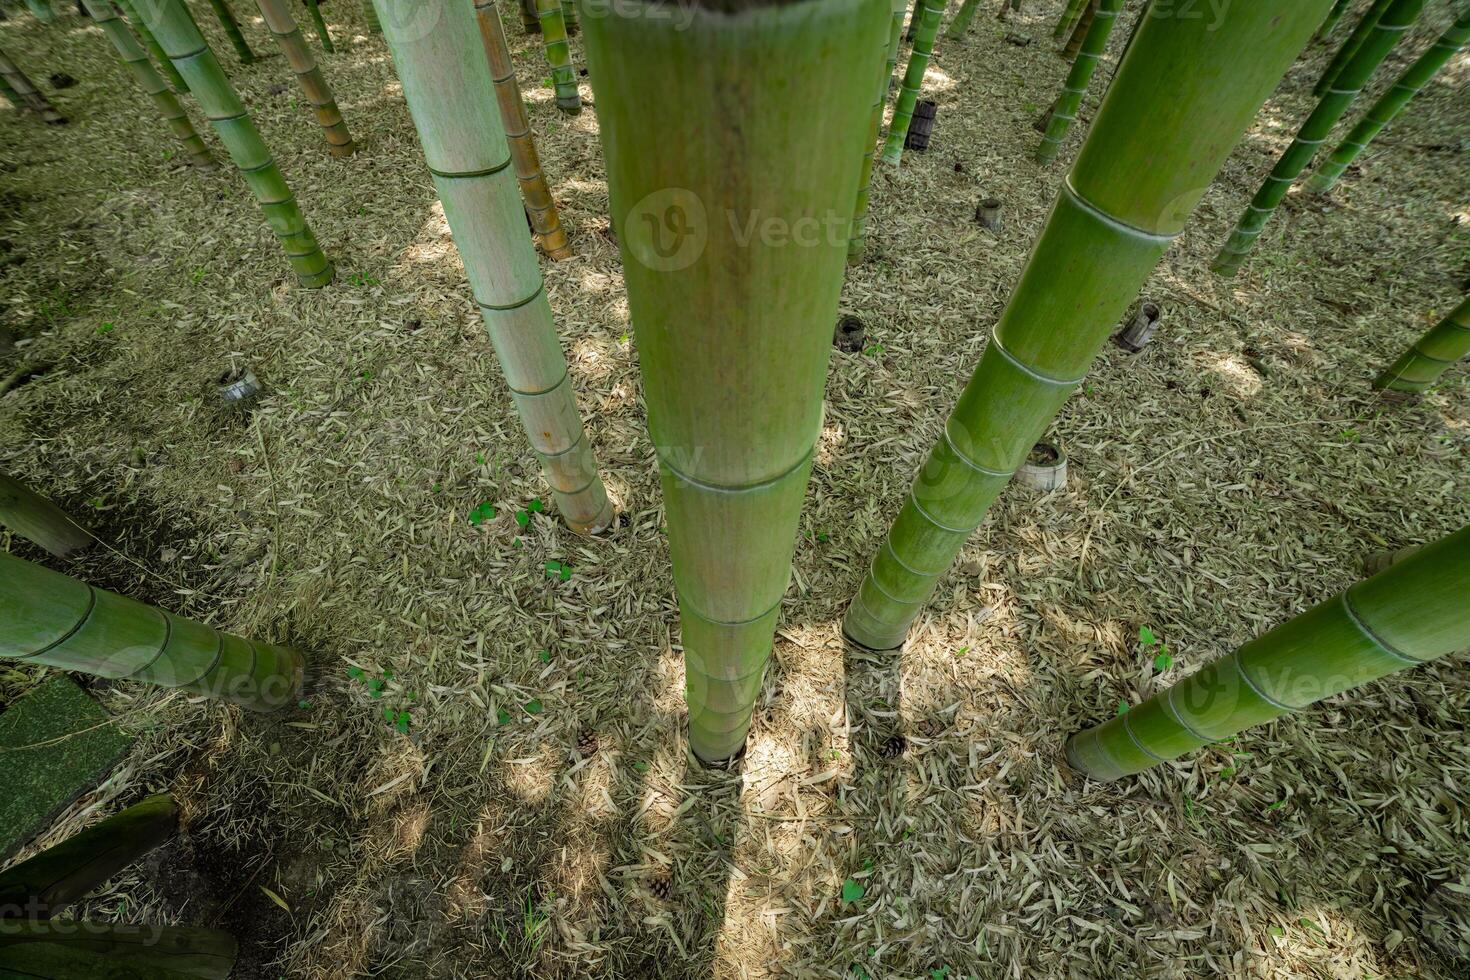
0;471;91;558
255;0;355;156
975;196;1002;231
1114;300;1160;352
216;364;262;410
834;315;866;353
0;48;66;124
1015;442;1067;491
882;0;942;166
903;99;937;151
474;0;572;259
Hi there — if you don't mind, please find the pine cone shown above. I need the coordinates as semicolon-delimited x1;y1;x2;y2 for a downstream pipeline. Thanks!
880;734;906;759
577;727;599;758
648;874;672;901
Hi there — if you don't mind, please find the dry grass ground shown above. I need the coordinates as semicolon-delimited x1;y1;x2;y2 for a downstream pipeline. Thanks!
1;0;1469;976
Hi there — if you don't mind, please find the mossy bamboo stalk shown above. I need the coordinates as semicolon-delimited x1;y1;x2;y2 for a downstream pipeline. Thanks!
0;795;178;920
849;0;907;264
474;0;572;259
1307;8;1470;194
255;0;353;156
880;0;941;167
25;0;58;23
373;0;612;533
117;0;190;92
1054;0;1086;38
360;0;380;33
843;0;1335;652
82;0;214;167
1062;0;1097;60
582;0;887;761
1373;295;1470;394
944;0;983;40
204;0;257;63
1316;0;1390;95
0;471;91;558
1318;0;1354;38
1067;524;1470;781
0;48;66;124
0;921;237;979
0;552;305;710
1211;0;1423;277
142;0;333;286
303;0;334;52
1035;0;1120;164
535;0;580;113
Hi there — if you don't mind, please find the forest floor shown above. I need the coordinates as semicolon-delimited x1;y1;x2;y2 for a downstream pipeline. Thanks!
2;0;1470;977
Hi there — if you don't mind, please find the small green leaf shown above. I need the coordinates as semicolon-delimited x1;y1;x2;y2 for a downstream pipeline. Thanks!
528;499;545;513
559;565;572;582
348;667;365;680
297;699;312;710
396;712;411;734
382;668;394;680
632;760;649;773
97;322;115;334
496;708;512;725
1116;699;1129;716
840;879;865;904
516;510;530;527
1153;651;1173;672
384;707;395;721
537;649;551;663
955;645;969;657
1268;925;1285;938
524;698;544;715
1139;625;1157;646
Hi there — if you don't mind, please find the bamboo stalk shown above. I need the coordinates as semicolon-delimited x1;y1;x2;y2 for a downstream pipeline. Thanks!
0;48;67;124
843;0;1336;652
82;0;214;167
360;0;380;33
1316;0;1390;95
303;0;334;52
849;0;907;264
474;0;572;259
880;0;941;167
1317;0;1354;38
1;552;305;710
1373;295;1470;394
535;0;580;114
583;0;887;761
25;0;58;23
1062;0;1098;60
559;0;576;34
142;0;333;286
1211;0;1423;277
1307;7;1470;194
255;0;354;156
1035;0;1121;164
883;0;906;90
0;71;20;111
944;0;984;40
0;472;92;558
0;920;237;979
117;0;190;92
373;0;613;533
203;0;257;63
1054;0;1087;38
0;795;178;920
1067;524;1470;781
519;0;539;33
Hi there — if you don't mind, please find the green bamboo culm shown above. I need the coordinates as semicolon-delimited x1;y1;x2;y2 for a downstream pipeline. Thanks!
204;0;258;63
1211;0;1424;278
117;0;190;92
1373;295;1470;395
1062;0;1098;60
0;48;67;124
1035;0;1121;164
1067;524;1470;781
1307;7;1470;194
0;920;237;979
142;0;333;286
944;0;984;40
361;0;380;33
0;70;21;110
883;0;906;90
255;0;354;156
1317;0;1355;38
0;471;91;558
373;0;613;533
535;0;580;114
880;0;941;167
304;0;334;52
81;0;214;168
24;0;57;23
560;0;577;35
1316;0;1391;95
849;0;908;264
843;0;1336;652
0;552;305;710
582;0;888;762
1054;0;1087;38
0;795;178;919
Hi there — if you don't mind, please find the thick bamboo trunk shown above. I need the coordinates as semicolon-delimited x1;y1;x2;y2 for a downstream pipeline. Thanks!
1307;8;1470;194
0;920;237;979
373;0;612;533
583;0;887;761
1067;524;1470;781
1317;0;1354;38
1373;295;1470;394
142;0;333;286
117;0;190;92
880;0;941;167
843;0;1335;652
944;0;983;40
204;0;257;63
474;0;572;260
0;48;67;124
0;796;178;920
0;472;91;558
255;0;354;156
559;0;576;34
82;0;214;167
1316;0;1391;95
1035;0;1120;164
849;0;907;264
1212;0;1423;277
534;0;580;113
303;0;333;52
1062;0;1097;60
1054;0;1087;38
2;552;305;709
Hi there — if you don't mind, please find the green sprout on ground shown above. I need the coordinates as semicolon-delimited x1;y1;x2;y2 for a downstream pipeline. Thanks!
515;498;546;528
469;501;496;526
96;322;115;335
544;560;572;582
524;698;544;715
347;272;381;288
1140;625;1172;672
840;878;865;904
537;649;551;664
863;342;885;357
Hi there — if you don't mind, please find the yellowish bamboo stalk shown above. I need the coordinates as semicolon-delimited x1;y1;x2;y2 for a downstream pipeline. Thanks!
255;0;355;156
